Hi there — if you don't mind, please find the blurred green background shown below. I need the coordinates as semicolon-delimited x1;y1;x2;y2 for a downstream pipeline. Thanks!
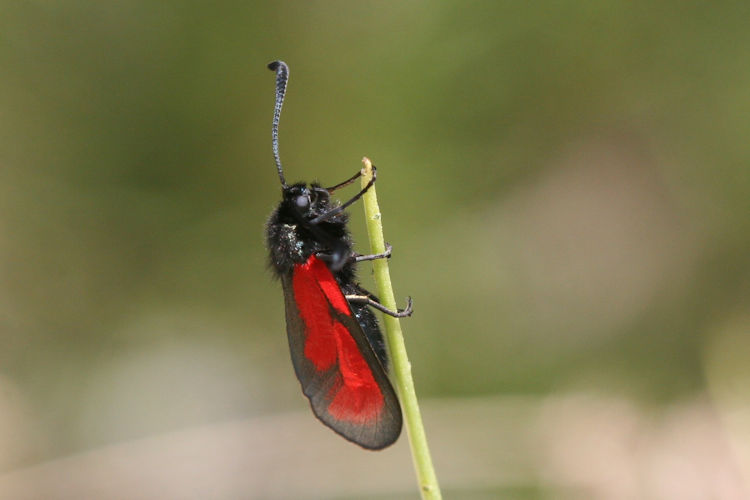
1;2;749;499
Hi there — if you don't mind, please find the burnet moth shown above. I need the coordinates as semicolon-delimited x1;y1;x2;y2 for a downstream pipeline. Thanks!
265;61;412;450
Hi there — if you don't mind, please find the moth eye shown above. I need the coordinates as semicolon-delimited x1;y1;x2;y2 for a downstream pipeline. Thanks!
295;195;310;208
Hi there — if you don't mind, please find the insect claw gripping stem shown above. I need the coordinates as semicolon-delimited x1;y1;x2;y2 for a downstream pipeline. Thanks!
353;243;392;262
345;294;414;318
316;242;391;266
309;167;377;225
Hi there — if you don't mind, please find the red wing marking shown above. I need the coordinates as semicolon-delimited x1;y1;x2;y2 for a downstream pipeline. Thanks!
298;256;350;315
292;255;384;423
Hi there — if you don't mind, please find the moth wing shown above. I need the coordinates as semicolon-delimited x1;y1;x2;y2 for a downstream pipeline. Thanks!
281;257;402;449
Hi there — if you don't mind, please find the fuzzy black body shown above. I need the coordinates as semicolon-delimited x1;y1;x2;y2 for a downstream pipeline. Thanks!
266;182;387;365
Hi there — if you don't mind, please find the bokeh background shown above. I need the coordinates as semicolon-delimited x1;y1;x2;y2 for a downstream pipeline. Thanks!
1;2;749;499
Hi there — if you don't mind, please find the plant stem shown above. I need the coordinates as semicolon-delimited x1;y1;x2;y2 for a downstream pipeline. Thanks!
360;157;442;500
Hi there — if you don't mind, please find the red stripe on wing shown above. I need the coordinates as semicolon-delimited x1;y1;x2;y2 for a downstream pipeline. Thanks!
292;255;384;423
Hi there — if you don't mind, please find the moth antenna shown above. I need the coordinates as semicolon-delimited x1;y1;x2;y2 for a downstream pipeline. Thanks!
268;60;289;188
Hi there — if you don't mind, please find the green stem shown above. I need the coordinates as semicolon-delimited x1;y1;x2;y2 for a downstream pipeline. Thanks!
360;157;442;500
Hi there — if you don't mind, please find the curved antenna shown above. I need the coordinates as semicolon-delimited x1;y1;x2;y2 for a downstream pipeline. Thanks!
267;60;289;187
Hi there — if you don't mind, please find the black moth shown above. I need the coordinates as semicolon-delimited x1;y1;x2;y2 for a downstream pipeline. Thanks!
264;61;412;450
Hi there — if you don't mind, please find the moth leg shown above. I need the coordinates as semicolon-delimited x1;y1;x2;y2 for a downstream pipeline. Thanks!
310;167;377;224
324;170;362;193
318;242;391;266
346;294;413;318
352;243;392;262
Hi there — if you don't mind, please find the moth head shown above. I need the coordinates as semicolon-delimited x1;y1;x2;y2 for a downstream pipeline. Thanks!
283;183;331;220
